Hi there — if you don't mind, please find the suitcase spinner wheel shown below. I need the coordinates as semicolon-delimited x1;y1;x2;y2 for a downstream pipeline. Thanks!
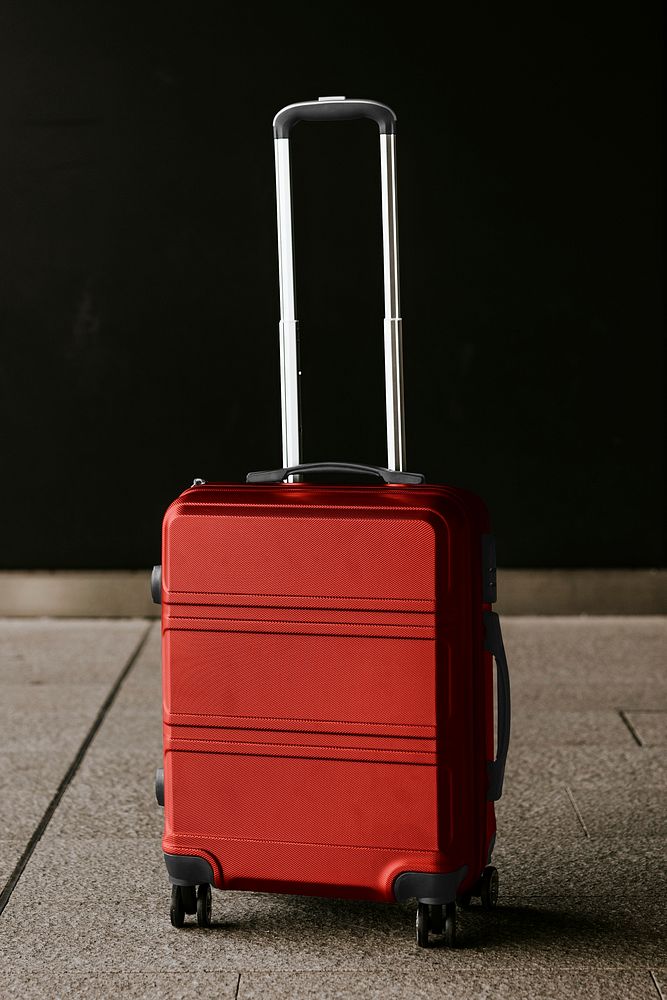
457;866;501;912
169;884;210;928
415;902;457;948
169;886;185;928
480;866;500;910
196;884;213;928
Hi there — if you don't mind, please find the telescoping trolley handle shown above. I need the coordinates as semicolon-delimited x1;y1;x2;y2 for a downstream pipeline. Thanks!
273;96;405;471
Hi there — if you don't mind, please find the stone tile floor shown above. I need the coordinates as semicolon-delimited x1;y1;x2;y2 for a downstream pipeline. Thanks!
0;617;665;998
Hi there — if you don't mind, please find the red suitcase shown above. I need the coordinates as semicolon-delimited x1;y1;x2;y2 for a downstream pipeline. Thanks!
153;97;511;948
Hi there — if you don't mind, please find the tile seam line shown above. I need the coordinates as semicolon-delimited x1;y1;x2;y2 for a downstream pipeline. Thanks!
651;971;665;1000
618;709;644;746
563;783;590;838
0;620;154;917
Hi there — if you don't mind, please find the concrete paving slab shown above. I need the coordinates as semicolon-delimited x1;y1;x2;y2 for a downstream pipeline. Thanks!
567;781;667;840
0;621;151;842
88;707;163;756
0;619;148;686
494;781;584;845
84;626;162;756
502;618;667;710
0;887;664;972
0;972;240;1000
503;745;665;788
0;787;55;841
0;750;83;793
9;837;165;904
0;685;120;751
41;625;162;839
47;748;164;839
237;970;657;999
508;708;632;747
0;621;151;853
0;840;25;892
109;622;161;683
492;838;665;901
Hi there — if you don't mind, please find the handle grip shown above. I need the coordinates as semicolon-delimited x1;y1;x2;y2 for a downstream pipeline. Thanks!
246;462;424;485
484;611;511;801
273;97;397;139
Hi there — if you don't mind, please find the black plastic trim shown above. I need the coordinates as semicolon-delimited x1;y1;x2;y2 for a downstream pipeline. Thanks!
481;534;497;603
273;98;396;139
151;565;161;605
155;767;164;807
484;611;511;801
164;853;214;887
393;865;468;905
246;462;424;486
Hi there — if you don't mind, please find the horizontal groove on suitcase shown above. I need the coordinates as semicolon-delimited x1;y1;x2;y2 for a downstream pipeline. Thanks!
165;605;433;625
165;834;440;855
164;738;438;766
165;591;436;612
164;618;436;639
163;714;436;737
165;725;437;750
164;599;436;641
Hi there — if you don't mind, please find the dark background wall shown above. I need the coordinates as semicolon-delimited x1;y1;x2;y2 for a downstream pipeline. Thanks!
0;2;663;569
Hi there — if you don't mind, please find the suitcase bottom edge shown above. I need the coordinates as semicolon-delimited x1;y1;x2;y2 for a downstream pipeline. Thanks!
163;848;470;905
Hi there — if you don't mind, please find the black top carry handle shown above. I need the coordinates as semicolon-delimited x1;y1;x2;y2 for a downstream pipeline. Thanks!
484;611;511;801
246;462;424;485
273;97;397;139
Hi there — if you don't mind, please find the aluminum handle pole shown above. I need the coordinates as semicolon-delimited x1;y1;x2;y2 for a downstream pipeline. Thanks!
275;125;406;472
380;132;406;472
274;137;301;467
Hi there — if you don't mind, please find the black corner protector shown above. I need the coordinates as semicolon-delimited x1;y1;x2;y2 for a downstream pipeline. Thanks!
164;853;214;887
154;767;164;807
393;865;468;905
151;565;162;605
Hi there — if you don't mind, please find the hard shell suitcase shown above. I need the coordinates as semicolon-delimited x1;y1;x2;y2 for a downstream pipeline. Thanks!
153;97;511;948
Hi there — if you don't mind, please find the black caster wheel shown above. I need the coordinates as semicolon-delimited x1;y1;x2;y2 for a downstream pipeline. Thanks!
415;902;431;947
170;885;185;928
429;904;443;935
196;883;212;928
443;901;457;947
480;866;499;910
181;885;197;915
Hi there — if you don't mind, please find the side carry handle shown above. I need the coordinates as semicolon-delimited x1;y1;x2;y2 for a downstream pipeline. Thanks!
247;462;424;485
484;611;511;801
